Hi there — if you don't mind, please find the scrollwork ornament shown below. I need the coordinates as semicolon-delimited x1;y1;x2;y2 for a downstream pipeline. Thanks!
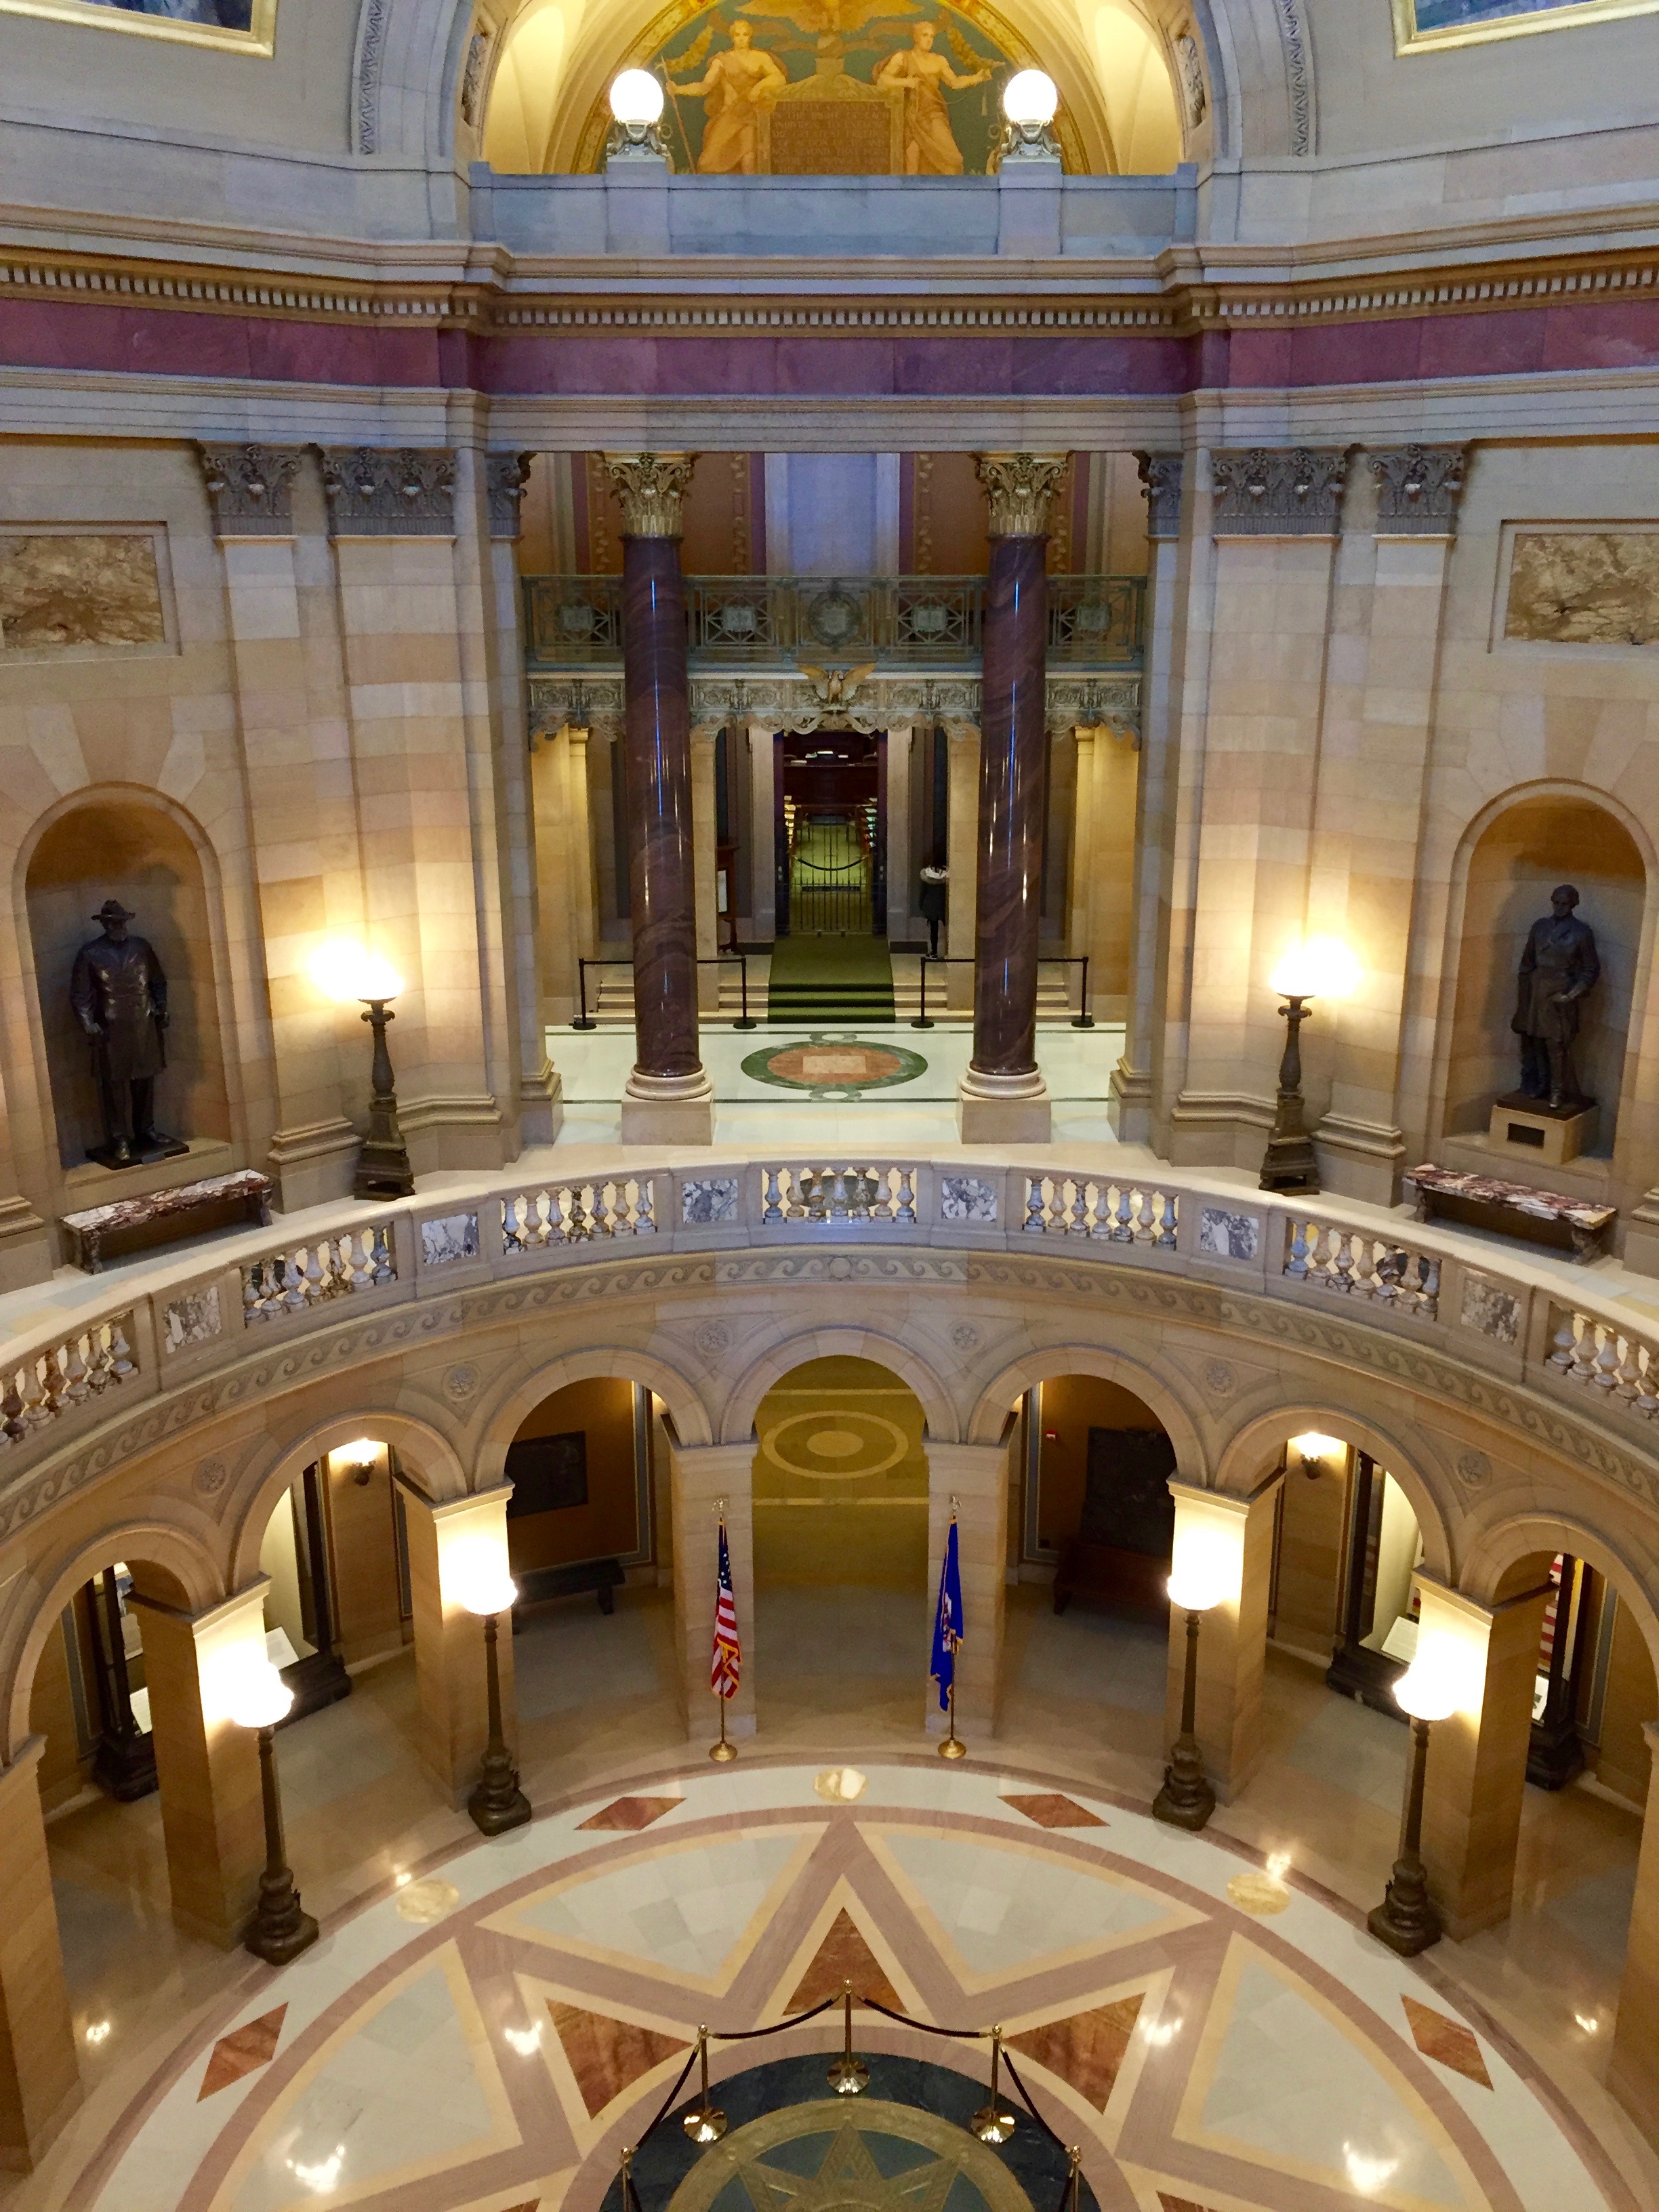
974;453;1069;538
603;453;699;539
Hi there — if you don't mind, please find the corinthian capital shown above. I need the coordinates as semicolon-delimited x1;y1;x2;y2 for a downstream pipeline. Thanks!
974;453;1069;538
196;443;303;537
603;453;698;539
1370;445;1469;536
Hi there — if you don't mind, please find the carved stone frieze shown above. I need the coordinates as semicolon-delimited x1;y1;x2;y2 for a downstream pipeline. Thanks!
1135;451;1183;541
197;444;303;537
1174;32;1206;125
486;451;534;539
1370;445;1469;535
1210;447;1348;537
319;447;457;538
975;453;1069;538
603;453;698;538
459;26;491;126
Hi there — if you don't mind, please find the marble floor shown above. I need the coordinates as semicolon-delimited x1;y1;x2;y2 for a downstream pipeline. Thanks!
16;1589;1656;2212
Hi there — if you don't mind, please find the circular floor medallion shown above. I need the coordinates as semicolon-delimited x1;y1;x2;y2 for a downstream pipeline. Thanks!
743;1035;927;1099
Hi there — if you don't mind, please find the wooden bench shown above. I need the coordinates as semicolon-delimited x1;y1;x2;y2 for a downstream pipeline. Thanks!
63;1168;273;1274
1407;1163;1614;1265
512;1556;626;1619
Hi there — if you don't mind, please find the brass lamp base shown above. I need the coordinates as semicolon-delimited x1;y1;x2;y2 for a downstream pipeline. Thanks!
1152;1732;1216;1832
245;1864;319;1966
1367;1849;1442;1957
468;1743;531;1836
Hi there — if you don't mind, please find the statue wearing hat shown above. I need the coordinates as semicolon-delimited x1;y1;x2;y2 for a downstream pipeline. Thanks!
70;901;186;1169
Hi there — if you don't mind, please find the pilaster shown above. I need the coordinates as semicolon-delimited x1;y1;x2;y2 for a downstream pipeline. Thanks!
669;1443;757;1742
398;1485;520;1808
1163;1477;1281;1800
925;1442;1010;1740
0;1740;80;2171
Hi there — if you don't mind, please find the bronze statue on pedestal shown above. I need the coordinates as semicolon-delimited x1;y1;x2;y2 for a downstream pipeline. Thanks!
1508;884;1600;1113
70;901;188;1170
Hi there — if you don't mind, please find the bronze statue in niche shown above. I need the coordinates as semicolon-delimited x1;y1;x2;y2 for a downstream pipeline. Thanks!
70;900;187;1169
1508;884;1600;1112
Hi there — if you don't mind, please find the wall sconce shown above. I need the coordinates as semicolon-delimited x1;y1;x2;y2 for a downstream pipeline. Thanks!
1367;1655;1458;1956
309;939;415;1202
449;1539;531;1837
1259;937;1357;1197
1153;1526;1237;1832
334;1437;380;1488
225;1658;318;1965
1290;1431;1344;1481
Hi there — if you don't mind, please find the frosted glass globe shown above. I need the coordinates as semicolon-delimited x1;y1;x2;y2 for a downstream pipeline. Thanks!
610;70;665;126
1002;70;1058;127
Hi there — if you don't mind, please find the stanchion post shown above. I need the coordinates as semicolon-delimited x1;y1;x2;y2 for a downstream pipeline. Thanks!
573;958;597;1031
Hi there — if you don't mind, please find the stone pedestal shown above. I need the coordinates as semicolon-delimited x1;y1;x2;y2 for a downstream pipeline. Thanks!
1488;1095;1596;1168
957;456;1065;1144
608;454;713;1146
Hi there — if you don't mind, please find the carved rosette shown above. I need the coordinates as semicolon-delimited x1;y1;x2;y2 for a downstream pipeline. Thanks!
196;444;302;537
320;447;457;537
603;453;698;539
1135;451;1183;540
1210;447;1348;537
975;453;1069;539
1370;445;1469;536
486;451;534;539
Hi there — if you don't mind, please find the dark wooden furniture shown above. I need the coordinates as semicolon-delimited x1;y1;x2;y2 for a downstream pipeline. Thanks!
1053;1425;1176;1617
512;1556;625;1618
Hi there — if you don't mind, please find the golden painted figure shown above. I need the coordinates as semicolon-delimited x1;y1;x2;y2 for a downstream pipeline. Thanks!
873;21;988;175
672;20;787;173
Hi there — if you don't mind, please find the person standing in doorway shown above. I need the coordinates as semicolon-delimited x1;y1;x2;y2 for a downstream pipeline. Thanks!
919;864;948;958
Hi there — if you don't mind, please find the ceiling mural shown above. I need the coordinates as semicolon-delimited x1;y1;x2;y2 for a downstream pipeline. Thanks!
575;0;1084;176
0;0;274;47
1393;0;1656;49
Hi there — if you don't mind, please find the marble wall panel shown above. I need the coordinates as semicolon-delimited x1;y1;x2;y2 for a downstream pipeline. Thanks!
0;532;165;654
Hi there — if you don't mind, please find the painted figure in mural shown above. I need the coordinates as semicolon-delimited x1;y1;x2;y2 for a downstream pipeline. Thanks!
874;22;989;174
70;901;180;1169
1511;884;1600;1111
671;20;788;173
85;0;255;23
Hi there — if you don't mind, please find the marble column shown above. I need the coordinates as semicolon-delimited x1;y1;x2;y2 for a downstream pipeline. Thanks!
1163;1477;1282;1801
399;1486;520;1809
607;453;715;1145
958;454;1067;1142
0;1742;81;2170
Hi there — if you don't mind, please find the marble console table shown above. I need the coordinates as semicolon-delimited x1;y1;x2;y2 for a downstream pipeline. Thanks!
63;1168;273;1274
1407;1163;1615;1265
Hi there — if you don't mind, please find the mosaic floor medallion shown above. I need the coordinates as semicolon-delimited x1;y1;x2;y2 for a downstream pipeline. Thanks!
743;1035;928;1099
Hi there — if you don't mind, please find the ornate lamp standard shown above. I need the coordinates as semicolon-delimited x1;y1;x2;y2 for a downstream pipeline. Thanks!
1368;1657;1458;1956
1258;937;1357;1196
310;941;414;1200
449;1542;532;1837
1152;1536;1233;1832
227;1658;319;1966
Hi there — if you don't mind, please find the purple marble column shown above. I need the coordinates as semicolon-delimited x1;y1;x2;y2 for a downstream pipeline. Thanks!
607;453;714;1141
960;454;1067;1141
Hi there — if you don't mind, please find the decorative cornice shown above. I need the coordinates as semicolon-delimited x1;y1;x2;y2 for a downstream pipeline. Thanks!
602;453;697;538
1135;451;1183;540
486;450;534;539
319;447;457;538
1370;443;1469;535
196;443;302;537
975;452;1069;538
1210;447;1348;537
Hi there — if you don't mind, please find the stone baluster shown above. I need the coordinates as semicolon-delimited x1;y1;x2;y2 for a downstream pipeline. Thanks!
956;453;1068;1143
607;453;715;1145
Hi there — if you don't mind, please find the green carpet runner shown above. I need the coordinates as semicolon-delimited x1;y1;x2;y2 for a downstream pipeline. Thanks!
767;934;896;1023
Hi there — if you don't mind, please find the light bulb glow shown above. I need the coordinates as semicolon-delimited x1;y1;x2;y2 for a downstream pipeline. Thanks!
307;938;404;1006
1167;1526;1239;1614
1393;1657;1458;1723
334;1437;380;1473
1002;68;1058;125
445;1538;517;1618
226;1658;294;1732
1291;1431;1345;1472
1269;935;1360;1002
610;68;665;125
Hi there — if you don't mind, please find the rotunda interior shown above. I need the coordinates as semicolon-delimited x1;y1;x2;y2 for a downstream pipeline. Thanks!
3;1;1659;2209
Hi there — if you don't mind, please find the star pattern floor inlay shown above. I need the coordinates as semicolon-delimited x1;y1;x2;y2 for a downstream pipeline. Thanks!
68;1761;1634;2212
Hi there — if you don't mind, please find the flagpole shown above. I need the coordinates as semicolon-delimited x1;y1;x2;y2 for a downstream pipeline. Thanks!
711;1693;735;1763
710;1501;739;1763
937;1499;967;1759
940;1674;966;1759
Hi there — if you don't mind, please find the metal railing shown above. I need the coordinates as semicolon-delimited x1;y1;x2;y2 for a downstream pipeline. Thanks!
523;573;1145;672
572;956;757;1030
912;956;1095;1029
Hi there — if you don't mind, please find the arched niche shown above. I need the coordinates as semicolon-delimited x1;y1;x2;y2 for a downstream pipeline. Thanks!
23;796;232;1174
1445;792;1646;1155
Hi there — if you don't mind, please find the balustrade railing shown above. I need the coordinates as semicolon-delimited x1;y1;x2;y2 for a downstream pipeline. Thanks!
1547;1305;1659;1416
242;1226;396;1324
760;1165;919;1225
0;1314;135;1444
1022;1174;1179;1246
501;1178;657;1253
1284;1217;1441;1320
522;573;1145;671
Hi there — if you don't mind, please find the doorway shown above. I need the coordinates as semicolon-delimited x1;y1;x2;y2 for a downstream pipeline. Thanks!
774;733;885;937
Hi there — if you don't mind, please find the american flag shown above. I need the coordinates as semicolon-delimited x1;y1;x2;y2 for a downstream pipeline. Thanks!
711;1519;741;1699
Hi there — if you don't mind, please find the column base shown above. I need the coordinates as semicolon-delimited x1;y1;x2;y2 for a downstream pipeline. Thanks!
956;1065;1051;1143
621;1067;715;1145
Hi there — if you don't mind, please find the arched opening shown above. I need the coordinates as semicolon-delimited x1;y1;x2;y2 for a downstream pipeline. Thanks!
502;1374;680;1773
751;1355;930;1737
23;794;232;1192
1000;1372;1176;1773
1443;792;1646;1170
